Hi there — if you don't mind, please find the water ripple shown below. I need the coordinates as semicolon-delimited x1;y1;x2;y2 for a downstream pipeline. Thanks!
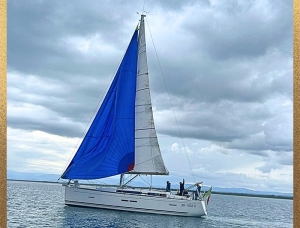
7;181;293;228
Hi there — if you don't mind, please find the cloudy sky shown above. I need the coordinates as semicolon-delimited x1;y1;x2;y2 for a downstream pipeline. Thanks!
7;0;293;193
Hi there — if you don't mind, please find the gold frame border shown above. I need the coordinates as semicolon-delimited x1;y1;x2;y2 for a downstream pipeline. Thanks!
0;1;296;227
0;0;6;227
294;1;299;227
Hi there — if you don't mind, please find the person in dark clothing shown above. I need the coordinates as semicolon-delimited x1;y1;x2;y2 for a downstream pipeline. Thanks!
166;181;171;192
179;179;185;196
195;183;201;200
197;183;201;193
183;189;189;196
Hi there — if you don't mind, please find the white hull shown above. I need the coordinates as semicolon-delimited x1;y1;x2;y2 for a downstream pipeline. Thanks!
64;185;207;217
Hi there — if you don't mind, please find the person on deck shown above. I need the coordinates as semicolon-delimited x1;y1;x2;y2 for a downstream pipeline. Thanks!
195;183;201;200
74;180;79;187
197;183;201;192
166;181;171;192
179;179;185;196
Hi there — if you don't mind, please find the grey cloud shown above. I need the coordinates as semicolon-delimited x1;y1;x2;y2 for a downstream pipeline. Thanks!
8;72;110;123
8;115;85;138
7;0;292;161
275;151;293;166
148;0;209;11
256;151;293;173
142;0;293;107
8;0;138;78
256;163;281;173
183;0;292;60
148;50;292;105
155;100;270;141
153;94;292;157
6;0;293;193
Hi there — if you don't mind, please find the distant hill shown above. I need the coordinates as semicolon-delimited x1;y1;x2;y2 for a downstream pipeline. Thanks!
7;170;293;197
7;170;60;182
161;184;292;197
7;170;147;187
201;186;293;197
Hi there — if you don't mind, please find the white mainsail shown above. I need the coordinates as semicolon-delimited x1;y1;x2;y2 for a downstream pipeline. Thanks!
129;15;168;175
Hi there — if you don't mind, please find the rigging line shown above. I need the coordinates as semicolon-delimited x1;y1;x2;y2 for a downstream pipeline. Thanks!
145;18;196;183
139;175;152;187
143;0;146;13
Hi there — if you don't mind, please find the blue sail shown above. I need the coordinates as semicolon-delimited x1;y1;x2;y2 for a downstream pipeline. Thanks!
61;29;138;179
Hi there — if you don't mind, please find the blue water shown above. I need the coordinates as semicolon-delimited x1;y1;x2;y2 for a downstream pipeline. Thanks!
7;180;293;227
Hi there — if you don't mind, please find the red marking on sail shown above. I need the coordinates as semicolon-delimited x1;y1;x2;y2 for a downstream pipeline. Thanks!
128;163;134;171
207;195;211;205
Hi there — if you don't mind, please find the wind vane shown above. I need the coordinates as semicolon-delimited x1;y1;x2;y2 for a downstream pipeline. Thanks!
137;0;149;15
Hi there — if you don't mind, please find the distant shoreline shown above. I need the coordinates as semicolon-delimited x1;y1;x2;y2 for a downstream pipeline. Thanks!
7;179;293;200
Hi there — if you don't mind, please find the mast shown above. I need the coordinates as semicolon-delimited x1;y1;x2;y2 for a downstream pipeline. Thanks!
119;174;124;187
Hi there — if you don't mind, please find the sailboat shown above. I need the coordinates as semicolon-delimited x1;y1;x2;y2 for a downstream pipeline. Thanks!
60;14;211;217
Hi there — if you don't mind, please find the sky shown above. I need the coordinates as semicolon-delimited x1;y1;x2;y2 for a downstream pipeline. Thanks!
7;0;293;193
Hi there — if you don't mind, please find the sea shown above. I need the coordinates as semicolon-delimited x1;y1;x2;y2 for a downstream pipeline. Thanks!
7;180;293;228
